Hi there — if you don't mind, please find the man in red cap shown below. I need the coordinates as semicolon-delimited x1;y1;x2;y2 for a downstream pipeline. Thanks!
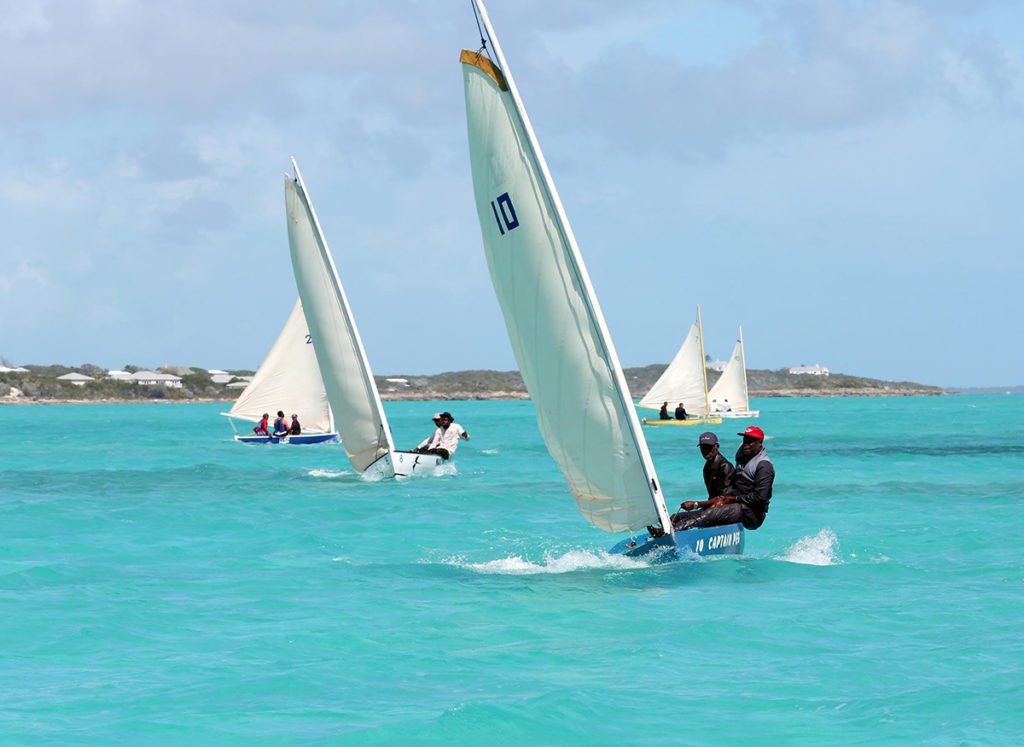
670;425;774;533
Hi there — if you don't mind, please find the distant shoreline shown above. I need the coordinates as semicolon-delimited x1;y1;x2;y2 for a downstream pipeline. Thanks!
1;364;950;405
2;389;950;406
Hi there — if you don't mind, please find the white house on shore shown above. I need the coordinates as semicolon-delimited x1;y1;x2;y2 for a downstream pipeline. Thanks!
0;365;29;373
789;364;830;376
130;370;183;388
707;360;727;373
106;370;133;381
57;372;95;387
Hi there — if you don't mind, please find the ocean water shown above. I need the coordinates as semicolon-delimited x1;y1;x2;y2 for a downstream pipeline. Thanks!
1;395;1022;744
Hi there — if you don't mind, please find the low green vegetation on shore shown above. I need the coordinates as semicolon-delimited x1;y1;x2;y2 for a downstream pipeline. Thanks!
0;362;944;404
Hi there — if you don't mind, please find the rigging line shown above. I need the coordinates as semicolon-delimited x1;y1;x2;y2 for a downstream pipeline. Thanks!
470;0;492;59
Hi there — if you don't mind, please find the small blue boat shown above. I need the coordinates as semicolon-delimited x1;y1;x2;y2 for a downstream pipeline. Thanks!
609;523;745;562
234;432;339;445
221;298;337;448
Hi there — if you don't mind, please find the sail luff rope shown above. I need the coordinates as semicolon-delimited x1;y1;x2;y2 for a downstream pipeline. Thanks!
470;0;492;59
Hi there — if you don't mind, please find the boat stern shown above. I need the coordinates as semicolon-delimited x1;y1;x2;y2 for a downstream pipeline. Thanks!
609;523;745;561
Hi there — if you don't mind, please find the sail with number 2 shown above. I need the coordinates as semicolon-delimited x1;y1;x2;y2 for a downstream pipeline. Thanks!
222;299;333;435
460;3;674;534
284;159;395;473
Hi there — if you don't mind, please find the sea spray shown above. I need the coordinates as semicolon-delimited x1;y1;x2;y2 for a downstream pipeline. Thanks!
778;528;841;566
452;549;650;575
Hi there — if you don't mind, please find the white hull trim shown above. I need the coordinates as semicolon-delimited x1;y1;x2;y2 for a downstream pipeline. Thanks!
393;451;447;476
360;450;451;479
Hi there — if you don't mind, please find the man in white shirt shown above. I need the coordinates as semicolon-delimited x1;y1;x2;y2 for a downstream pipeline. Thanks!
413;413;444;452
413;411;469;460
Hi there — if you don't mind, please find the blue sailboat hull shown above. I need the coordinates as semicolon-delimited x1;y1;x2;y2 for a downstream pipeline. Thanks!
234;432;339;445
608;523;744;562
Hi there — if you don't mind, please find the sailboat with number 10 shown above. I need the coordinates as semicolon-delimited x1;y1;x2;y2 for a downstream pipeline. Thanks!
461;0;743;559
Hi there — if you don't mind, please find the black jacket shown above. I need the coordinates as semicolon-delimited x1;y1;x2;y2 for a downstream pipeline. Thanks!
733;449;774;529
703;452;734;499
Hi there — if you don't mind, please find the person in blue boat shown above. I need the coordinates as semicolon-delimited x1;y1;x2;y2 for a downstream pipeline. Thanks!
671;425;774;532
253;413;270;436
698;431;734;499
674;402;688;420
289;414;301;435
272;410;289;438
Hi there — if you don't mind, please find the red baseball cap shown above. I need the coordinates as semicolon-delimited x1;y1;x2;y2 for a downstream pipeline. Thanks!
738;425;764;440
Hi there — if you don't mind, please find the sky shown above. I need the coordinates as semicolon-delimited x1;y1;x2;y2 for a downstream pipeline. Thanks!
0;0;1021;388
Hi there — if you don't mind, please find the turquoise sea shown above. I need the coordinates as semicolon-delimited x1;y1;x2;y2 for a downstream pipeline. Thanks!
2;395;1022;744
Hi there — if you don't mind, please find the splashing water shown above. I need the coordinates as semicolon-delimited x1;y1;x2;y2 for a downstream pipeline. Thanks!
452;550;650;575
777;529;841;566
307;468;351;479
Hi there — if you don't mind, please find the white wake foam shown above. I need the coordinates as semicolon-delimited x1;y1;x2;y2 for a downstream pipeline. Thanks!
777;529;841;566
481;449;500;455
307;469;351;479
454;549;650;575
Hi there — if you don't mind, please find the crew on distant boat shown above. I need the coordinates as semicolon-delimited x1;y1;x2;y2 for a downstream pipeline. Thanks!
675;403;688;420
289;414;301;435
670;425;774;532
272;410;289;437
254;413;270;436
659;402;670;420
412;411;469;460
711;398;733;413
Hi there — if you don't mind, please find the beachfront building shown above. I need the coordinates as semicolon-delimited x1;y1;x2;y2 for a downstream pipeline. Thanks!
57;372;95;387
106;370;133;381
0;365;29;373
789;364;830;376
130;370;183;388
707;359;727;372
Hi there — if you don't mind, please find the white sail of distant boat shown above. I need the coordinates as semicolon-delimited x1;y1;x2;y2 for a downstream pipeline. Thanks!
284;159;444;477
638;305;713;417
461;11;674;534
221;299;337;444
708;326;760;418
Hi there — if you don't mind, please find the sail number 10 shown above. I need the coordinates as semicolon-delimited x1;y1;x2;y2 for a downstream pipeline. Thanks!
490;192;519;235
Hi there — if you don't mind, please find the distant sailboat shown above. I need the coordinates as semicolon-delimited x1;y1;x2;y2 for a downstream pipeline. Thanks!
284;159;445;477
461;0;742;558
637;304;723;427
708;327;760;418
222;299;338;444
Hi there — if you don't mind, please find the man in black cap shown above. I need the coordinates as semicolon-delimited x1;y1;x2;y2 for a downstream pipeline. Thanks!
699;432;734;500
669;432;734;524
669;425;774;532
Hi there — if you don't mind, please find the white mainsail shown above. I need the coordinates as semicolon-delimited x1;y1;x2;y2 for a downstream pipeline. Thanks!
461;1;673;534
708;327;751;413
638;307;711;416
224;299;332;434
284;159;395;472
